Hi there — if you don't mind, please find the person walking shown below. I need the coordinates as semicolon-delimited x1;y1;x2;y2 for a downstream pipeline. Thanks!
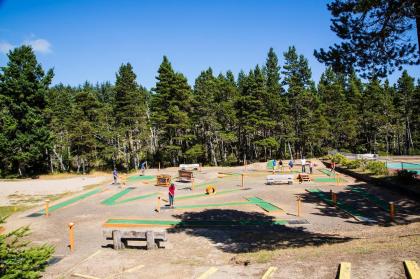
309;161;314;174
301;157;306;173
168;183;175;208
140;161;146;176
279;160;283;172
112;168;118;184
272;159;277;173
288;160;294;172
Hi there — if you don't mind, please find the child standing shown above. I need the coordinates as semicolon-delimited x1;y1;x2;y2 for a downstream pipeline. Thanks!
112;168;118;184
168;183;175;208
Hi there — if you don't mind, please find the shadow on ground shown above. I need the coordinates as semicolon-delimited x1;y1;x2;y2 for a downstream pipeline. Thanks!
301;182;420;226
167;209;352;253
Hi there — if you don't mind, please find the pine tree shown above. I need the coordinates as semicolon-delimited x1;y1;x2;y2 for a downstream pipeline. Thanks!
0;46;53;177
151;56;193;165
114;63;149;169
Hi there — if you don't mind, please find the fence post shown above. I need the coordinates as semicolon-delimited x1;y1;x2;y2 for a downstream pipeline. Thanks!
241;174;244;188
44;199;50;217
68;222;75;252
389;202;395;222
296;196;301;217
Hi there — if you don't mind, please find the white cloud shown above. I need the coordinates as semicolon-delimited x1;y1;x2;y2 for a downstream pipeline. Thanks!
0;42;14;54
24;38;52;53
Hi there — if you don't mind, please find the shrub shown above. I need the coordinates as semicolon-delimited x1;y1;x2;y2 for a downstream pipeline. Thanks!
366;161;388;175
0;217;54;278
344;159;362;169
396;169;417;184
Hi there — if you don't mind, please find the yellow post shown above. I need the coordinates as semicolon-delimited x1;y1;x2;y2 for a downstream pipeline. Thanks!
68;222;75;252
297;196;301;217
389;202;395;222
156;196;161;212
241;173;244;188
44;199;50;217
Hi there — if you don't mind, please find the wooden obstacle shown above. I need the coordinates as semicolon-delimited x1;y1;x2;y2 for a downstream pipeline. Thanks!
179;163;199;170
156;174;171;187
103;229;167;250
298;173;311;183
338;262;351;279
404;260;420;279
178;170;194;182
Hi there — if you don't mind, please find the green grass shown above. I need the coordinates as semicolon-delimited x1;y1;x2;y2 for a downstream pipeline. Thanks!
0;205;29;218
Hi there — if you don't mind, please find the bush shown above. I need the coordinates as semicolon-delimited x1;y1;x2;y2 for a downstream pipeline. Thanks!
0;217;54;278
343;159;362;169
396;169;417;184
366;161;388;175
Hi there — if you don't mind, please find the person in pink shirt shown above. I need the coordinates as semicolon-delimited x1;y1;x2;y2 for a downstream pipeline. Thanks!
168;183;175;208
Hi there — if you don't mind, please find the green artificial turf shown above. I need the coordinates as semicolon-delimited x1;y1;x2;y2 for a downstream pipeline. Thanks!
105;218;288;226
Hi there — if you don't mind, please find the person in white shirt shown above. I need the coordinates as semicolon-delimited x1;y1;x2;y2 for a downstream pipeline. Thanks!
301;157;306;173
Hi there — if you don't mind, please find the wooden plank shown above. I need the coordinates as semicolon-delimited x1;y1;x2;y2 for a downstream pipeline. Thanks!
103;229;166;240
72;273;101;279
338;262;351;279
262;266;277;279
404;261;420;279
197;267;218;279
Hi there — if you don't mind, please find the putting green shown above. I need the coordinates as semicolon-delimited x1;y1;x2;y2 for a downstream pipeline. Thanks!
346;187;389;211
39;188;102;214
319;169;335;176
127;175;156;182
101;188;157;205
172;197;282;212
306;188;375;223
176;188;247;200
314;177;347;183
104;218;288;227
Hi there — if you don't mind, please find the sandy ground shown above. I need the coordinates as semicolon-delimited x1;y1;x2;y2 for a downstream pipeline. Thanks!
0;176;109;206
2;161;419;278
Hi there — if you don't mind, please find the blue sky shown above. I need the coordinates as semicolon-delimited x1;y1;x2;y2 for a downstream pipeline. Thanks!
0;0;419;89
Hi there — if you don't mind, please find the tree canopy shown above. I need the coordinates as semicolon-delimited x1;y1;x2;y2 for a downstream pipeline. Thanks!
314;0;420;78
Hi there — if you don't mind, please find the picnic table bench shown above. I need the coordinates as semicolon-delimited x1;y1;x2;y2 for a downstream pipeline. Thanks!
266;174;294;185
103;229;167;250
178;170;194;182
298;173;311;183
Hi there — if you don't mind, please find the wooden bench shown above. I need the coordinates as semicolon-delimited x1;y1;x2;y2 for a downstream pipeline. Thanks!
103;229;167;250
298;173;311;183
156;174;171;187
266;174;294;185
178;170;194;182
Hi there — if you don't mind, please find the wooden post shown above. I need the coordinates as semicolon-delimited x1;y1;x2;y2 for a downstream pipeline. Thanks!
241;174;244;188
191;178;194;191
296;196;301;217
389;202;395;222
332;192;337;206
44;199;50;217
158;162;160;172
156;196;161;212
68;222;75;252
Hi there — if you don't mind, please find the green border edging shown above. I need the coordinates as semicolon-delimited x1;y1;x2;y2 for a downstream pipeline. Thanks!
38;188;102;214
346;186;390;211
127;175;156;182
101;188;157;206
306;188;375;223
246;197;283;212
176;188;246;201
314;177;346;183
105;218;288;226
